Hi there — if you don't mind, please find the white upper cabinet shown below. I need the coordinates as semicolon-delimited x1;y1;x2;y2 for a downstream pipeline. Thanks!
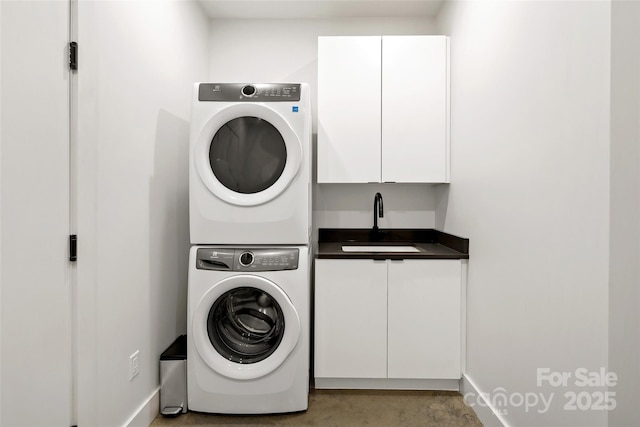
317;36;382;183
318;35;450;183
382;36;449;183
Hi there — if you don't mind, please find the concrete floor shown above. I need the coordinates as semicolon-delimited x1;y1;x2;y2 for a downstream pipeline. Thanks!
151;389;483;426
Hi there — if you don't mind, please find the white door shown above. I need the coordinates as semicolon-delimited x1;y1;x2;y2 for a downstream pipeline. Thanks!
387;260;461;379
314;259;387;378
317;36;382;183
382;36;449;183
0;1;73;425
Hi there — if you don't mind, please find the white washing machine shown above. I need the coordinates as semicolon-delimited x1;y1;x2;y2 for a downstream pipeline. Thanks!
187;245;310;414
189;83;312;245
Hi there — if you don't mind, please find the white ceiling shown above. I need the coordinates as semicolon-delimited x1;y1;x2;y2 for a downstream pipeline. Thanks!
198;0;445;19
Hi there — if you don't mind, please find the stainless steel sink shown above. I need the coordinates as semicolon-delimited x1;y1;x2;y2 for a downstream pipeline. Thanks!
341;245;421;253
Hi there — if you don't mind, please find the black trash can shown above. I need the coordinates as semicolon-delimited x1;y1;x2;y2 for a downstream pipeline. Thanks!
160;335;187;416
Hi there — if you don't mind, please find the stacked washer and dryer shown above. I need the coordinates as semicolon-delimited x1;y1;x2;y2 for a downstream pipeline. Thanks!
187;83;312;414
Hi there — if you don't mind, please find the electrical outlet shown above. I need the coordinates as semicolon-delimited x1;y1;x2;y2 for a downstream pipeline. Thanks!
129;350;140;381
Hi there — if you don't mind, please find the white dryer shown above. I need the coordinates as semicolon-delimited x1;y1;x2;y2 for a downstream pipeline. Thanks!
189;83;312;245
187;245;310;414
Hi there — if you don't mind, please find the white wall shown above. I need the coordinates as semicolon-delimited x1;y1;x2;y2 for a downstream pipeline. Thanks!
437;1;610;426
315;184;437;229
208;18;441;233
1;1;73;425
0;1;3;421
609;1;640;426
76;1;209;425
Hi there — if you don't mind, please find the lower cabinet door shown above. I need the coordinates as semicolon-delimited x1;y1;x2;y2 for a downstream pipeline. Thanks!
387;259;462;379
315;259;388;378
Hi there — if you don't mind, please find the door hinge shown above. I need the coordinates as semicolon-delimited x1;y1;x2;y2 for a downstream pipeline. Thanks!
69;41;78;71
69;234;78;262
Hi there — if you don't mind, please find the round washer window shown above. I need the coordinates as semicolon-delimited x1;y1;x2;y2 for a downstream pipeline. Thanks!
207;286;285;364
209;117;287;194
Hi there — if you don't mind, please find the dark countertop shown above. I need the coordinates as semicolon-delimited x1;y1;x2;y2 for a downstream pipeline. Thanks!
317;228;469;260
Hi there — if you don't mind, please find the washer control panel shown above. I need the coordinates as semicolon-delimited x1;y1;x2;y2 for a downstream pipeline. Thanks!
196;248;299;271
198;83;301;102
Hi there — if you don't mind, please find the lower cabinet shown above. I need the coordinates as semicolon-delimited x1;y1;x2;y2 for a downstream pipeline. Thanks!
314;258;463;387
314;259;388;379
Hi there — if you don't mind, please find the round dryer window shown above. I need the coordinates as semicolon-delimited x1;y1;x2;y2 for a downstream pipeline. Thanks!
192;274;301;380
209;117;287;194
194;103;302;207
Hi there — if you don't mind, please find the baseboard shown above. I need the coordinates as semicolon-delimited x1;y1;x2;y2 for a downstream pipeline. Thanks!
123;387;160;427
460;374;510;427
315;377;459;391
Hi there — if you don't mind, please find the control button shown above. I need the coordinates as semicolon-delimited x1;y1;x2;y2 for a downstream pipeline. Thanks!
241;85;256;97
239;251;254;266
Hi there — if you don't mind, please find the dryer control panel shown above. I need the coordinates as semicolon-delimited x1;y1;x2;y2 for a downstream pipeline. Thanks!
196;248;299;272
198;83;301;102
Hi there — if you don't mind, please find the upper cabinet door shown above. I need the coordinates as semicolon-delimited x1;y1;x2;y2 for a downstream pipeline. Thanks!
382;36;449;183
318;36;382;183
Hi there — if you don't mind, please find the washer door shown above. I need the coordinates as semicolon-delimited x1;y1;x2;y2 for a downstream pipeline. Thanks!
192;274;301;380
194;103;302;206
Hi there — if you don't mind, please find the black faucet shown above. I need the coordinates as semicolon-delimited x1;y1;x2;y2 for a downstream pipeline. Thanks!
373;192;384;232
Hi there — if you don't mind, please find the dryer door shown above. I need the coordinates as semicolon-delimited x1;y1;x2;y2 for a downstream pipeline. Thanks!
194;103;302;207
192;274;301;380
